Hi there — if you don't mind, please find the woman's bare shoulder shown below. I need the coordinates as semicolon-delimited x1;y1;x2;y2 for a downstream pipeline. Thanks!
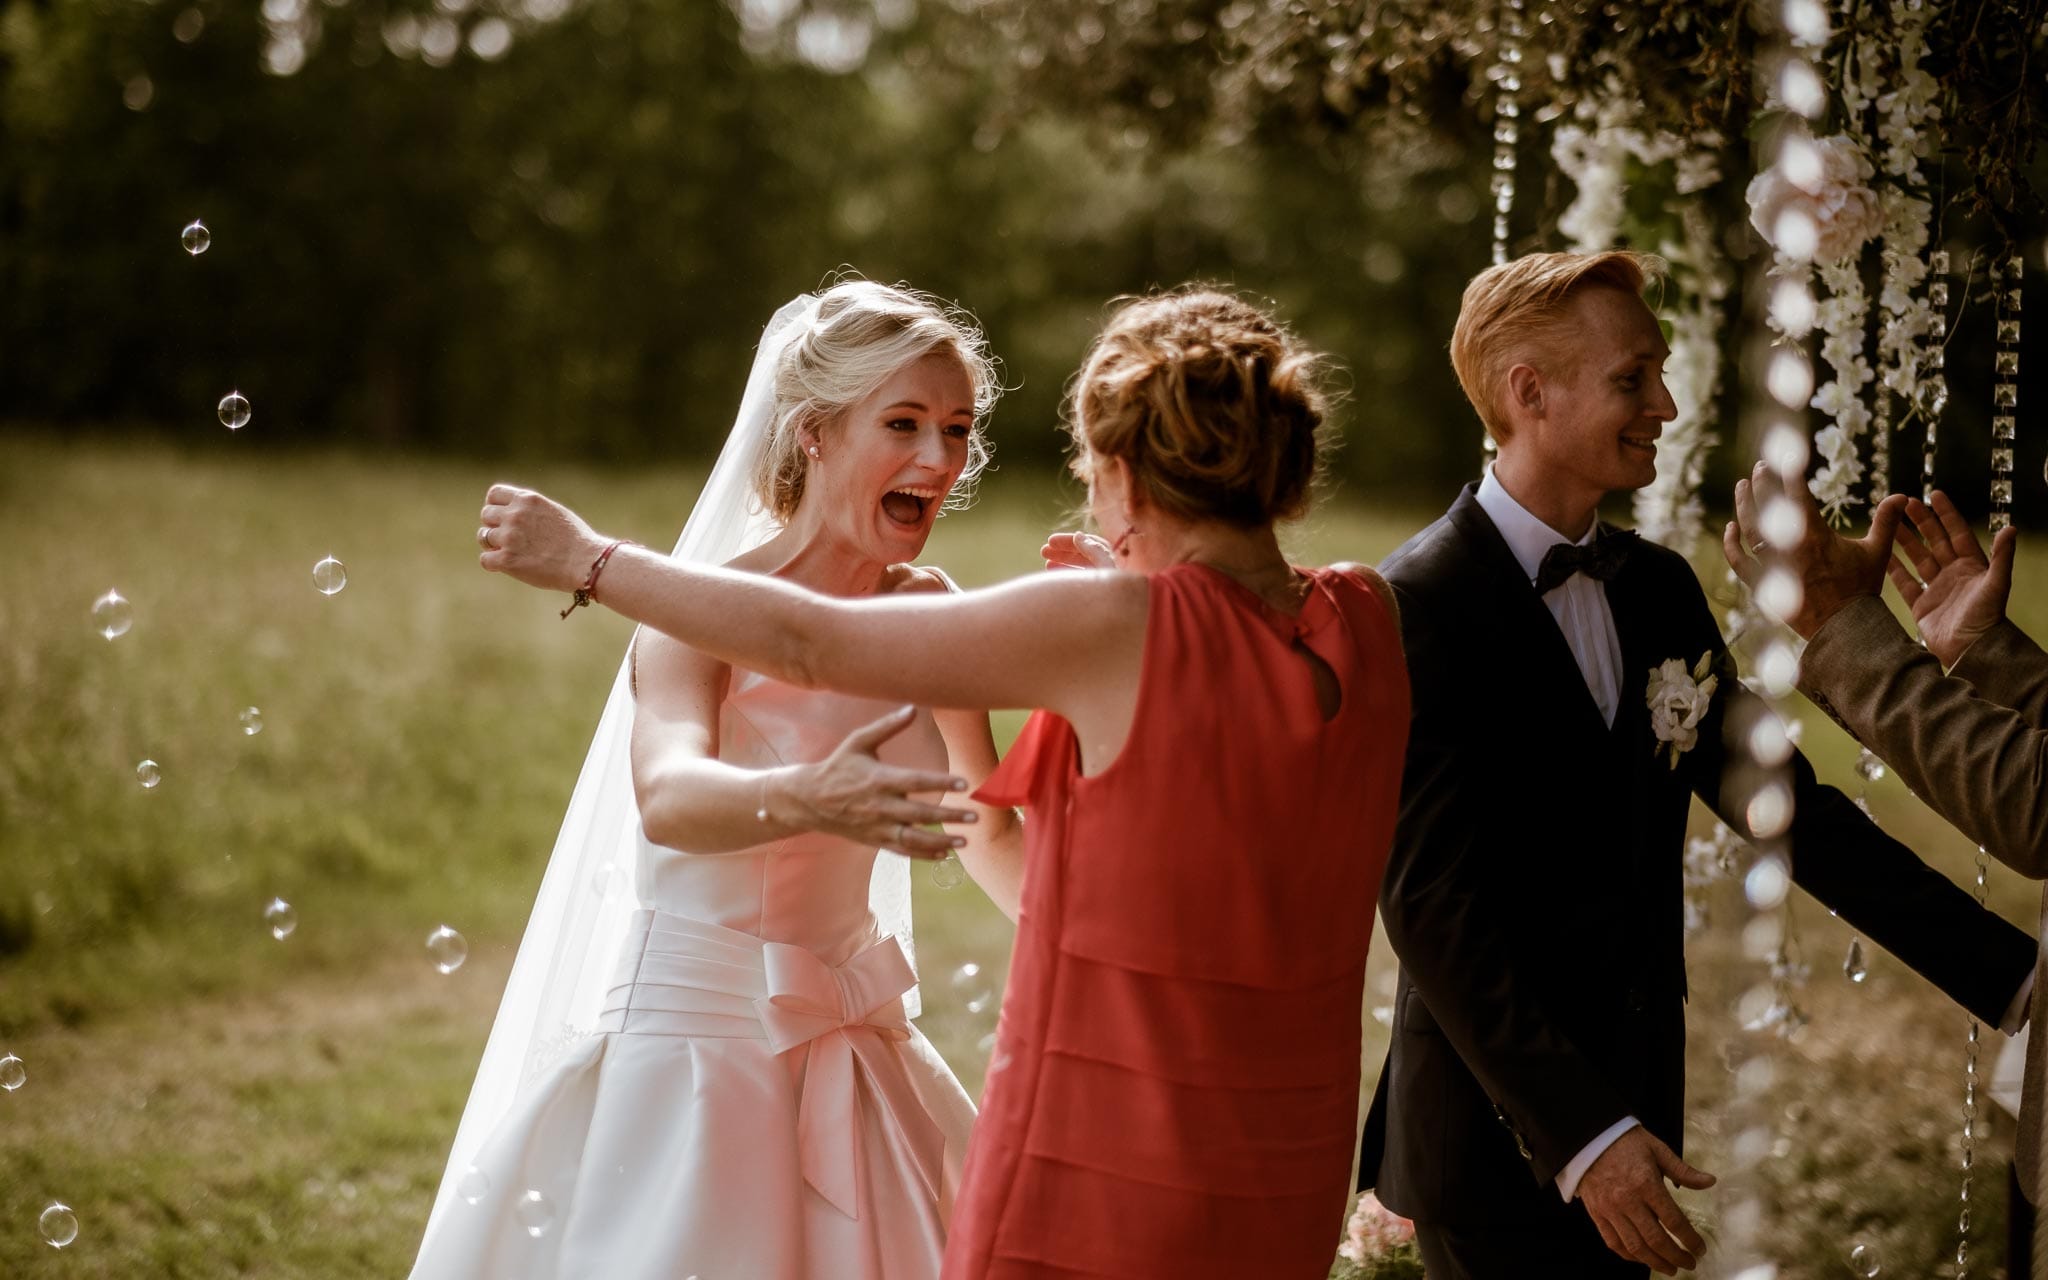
884;563;956;595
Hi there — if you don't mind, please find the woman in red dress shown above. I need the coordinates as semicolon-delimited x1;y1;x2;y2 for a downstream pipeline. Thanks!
478;288;1412;1279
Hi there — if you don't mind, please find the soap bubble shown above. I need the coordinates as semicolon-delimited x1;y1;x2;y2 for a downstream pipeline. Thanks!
0;1054;23;1091
458;1166;489;1205
92;589;134;640
39;1203;78;1249
136;759;162;789
240;706;264;737
951;962;994;1014
218;391;251;430
312;556;348;595
427;924;468;974
516;1189;554;1238
930;853;964;889
264;897;297;940
181;219;211;254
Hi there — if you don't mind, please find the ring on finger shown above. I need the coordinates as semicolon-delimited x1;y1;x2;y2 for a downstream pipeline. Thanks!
478;525;494;549
894;822;907;849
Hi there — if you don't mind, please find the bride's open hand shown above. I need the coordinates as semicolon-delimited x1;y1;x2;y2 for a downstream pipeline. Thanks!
479;484;608;591
784;707;977;860
1041;531;1115;571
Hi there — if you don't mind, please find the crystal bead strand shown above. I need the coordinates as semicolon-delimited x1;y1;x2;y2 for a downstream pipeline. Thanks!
1488;0;1523;270
1992;251;2020;532
1920;250;1951;499
1956;254;2020;1275
1957;843;1989;1276
1723;9;1833;1270
1481;0;1525;462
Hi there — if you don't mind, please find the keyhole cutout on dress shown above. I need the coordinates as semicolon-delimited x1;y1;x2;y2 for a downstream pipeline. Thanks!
1292;638;1343;723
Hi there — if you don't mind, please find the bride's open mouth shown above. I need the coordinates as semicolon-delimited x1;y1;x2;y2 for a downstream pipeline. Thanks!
880;486;939;528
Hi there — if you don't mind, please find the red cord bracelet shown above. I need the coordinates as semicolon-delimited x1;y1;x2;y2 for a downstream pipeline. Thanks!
561;539;634;619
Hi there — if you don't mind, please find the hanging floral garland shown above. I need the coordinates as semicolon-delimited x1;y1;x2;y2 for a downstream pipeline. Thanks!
1868;0;1944;504
1747;133;1884;520
1550;103;1728;558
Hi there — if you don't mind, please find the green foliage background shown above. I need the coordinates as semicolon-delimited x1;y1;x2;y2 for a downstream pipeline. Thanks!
0;0;1513;494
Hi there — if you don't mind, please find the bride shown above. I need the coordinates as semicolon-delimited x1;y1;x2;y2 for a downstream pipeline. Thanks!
411;281;1025;1280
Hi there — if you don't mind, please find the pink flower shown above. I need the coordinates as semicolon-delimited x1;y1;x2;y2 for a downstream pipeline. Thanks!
1745;135;1883;265
1339;1192;1417;1263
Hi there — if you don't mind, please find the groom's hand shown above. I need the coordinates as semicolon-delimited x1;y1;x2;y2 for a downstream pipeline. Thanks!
1578;1125;1716;1276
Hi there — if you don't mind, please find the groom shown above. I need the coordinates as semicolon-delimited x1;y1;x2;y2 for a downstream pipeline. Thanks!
1356;249;2038;1278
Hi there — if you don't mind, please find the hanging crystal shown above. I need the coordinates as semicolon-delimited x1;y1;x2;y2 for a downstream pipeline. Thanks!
1479;0;1527;463
1488;0;1524;271
1957;843;1991;1274
1922;249;1951;500
1719;5;1823;1269
1990;252;2021;533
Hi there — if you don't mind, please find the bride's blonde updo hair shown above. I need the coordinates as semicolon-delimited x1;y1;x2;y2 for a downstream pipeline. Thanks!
755;280;1001;522
1067;288;1333;527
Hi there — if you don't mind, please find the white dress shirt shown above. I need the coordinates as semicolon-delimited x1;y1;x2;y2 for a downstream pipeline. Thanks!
1473;470;1637;1199
1472;470;2032;1201
1475;470;1625;728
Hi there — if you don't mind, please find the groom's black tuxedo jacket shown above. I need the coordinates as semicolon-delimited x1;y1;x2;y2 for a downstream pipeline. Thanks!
1358;484;2037;1227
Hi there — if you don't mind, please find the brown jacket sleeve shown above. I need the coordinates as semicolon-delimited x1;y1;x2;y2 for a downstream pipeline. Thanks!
1953;618;2048;724
1797;596;2048;878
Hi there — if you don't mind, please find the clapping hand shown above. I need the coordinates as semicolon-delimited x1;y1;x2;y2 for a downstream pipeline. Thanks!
1722;462;1908;639
1577;1126;1717;1276
788;707;975;861
1041;531;1116;571
1888;490;2018;669
479;484;609;592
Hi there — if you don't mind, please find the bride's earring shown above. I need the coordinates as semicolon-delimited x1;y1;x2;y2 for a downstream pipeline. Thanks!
808;445;820;459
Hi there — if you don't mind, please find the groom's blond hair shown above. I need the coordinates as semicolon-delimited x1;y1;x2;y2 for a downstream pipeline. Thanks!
1450;250;1666;442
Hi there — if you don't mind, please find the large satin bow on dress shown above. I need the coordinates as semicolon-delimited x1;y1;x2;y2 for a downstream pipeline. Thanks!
755;935;945;1219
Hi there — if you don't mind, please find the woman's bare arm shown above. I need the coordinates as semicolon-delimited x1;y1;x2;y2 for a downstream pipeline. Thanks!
631;629;978;859
933;707;1024;919
481;485;1148;730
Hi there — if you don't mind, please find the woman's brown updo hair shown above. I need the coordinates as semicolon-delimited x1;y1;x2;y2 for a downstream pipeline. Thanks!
1067;288;1332;528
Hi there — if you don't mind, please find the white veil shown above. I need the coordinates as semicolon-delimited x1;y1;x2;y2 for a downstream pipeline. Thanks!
414;294;921;1256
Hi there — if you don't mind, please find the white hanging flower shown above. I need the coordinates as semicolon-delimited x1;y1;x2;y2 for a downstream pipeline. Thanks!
1675;147;1723;195
1551;102;1726;559
1813;379;1861;421
1810;424;1865;517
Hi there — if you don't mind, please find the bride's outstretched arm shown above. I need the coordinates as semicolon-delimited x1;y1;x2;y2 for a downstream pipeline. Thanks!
480;484;1145;722
630;628;976;859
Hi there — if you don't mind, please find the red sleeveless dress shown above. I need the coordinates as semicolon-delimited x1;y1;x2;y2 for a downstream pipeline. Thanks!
941;562;1410;1280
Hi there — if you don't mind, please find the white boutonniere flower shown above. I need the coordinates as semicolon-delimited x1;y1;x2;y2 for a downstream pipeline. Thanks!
1647;651;1719;769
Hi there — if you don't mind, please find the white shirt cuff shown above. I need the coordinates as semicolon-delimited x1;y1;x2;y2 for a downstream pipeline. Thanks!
2001;969;2036;1035
1556;1116;1641;1202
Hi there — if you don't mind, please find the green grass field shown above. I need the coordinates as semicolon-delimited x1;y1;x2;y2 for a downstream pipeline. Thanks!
1;430;2041;1276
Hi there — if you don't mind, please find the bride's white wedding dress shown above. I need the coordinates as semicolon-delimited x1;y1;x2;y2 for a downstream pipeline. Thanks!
408;670;976;1279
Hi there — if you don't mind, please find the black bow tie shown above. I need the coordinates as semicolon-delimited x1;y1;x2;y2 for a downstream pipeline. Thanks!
1533;528;1635;596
